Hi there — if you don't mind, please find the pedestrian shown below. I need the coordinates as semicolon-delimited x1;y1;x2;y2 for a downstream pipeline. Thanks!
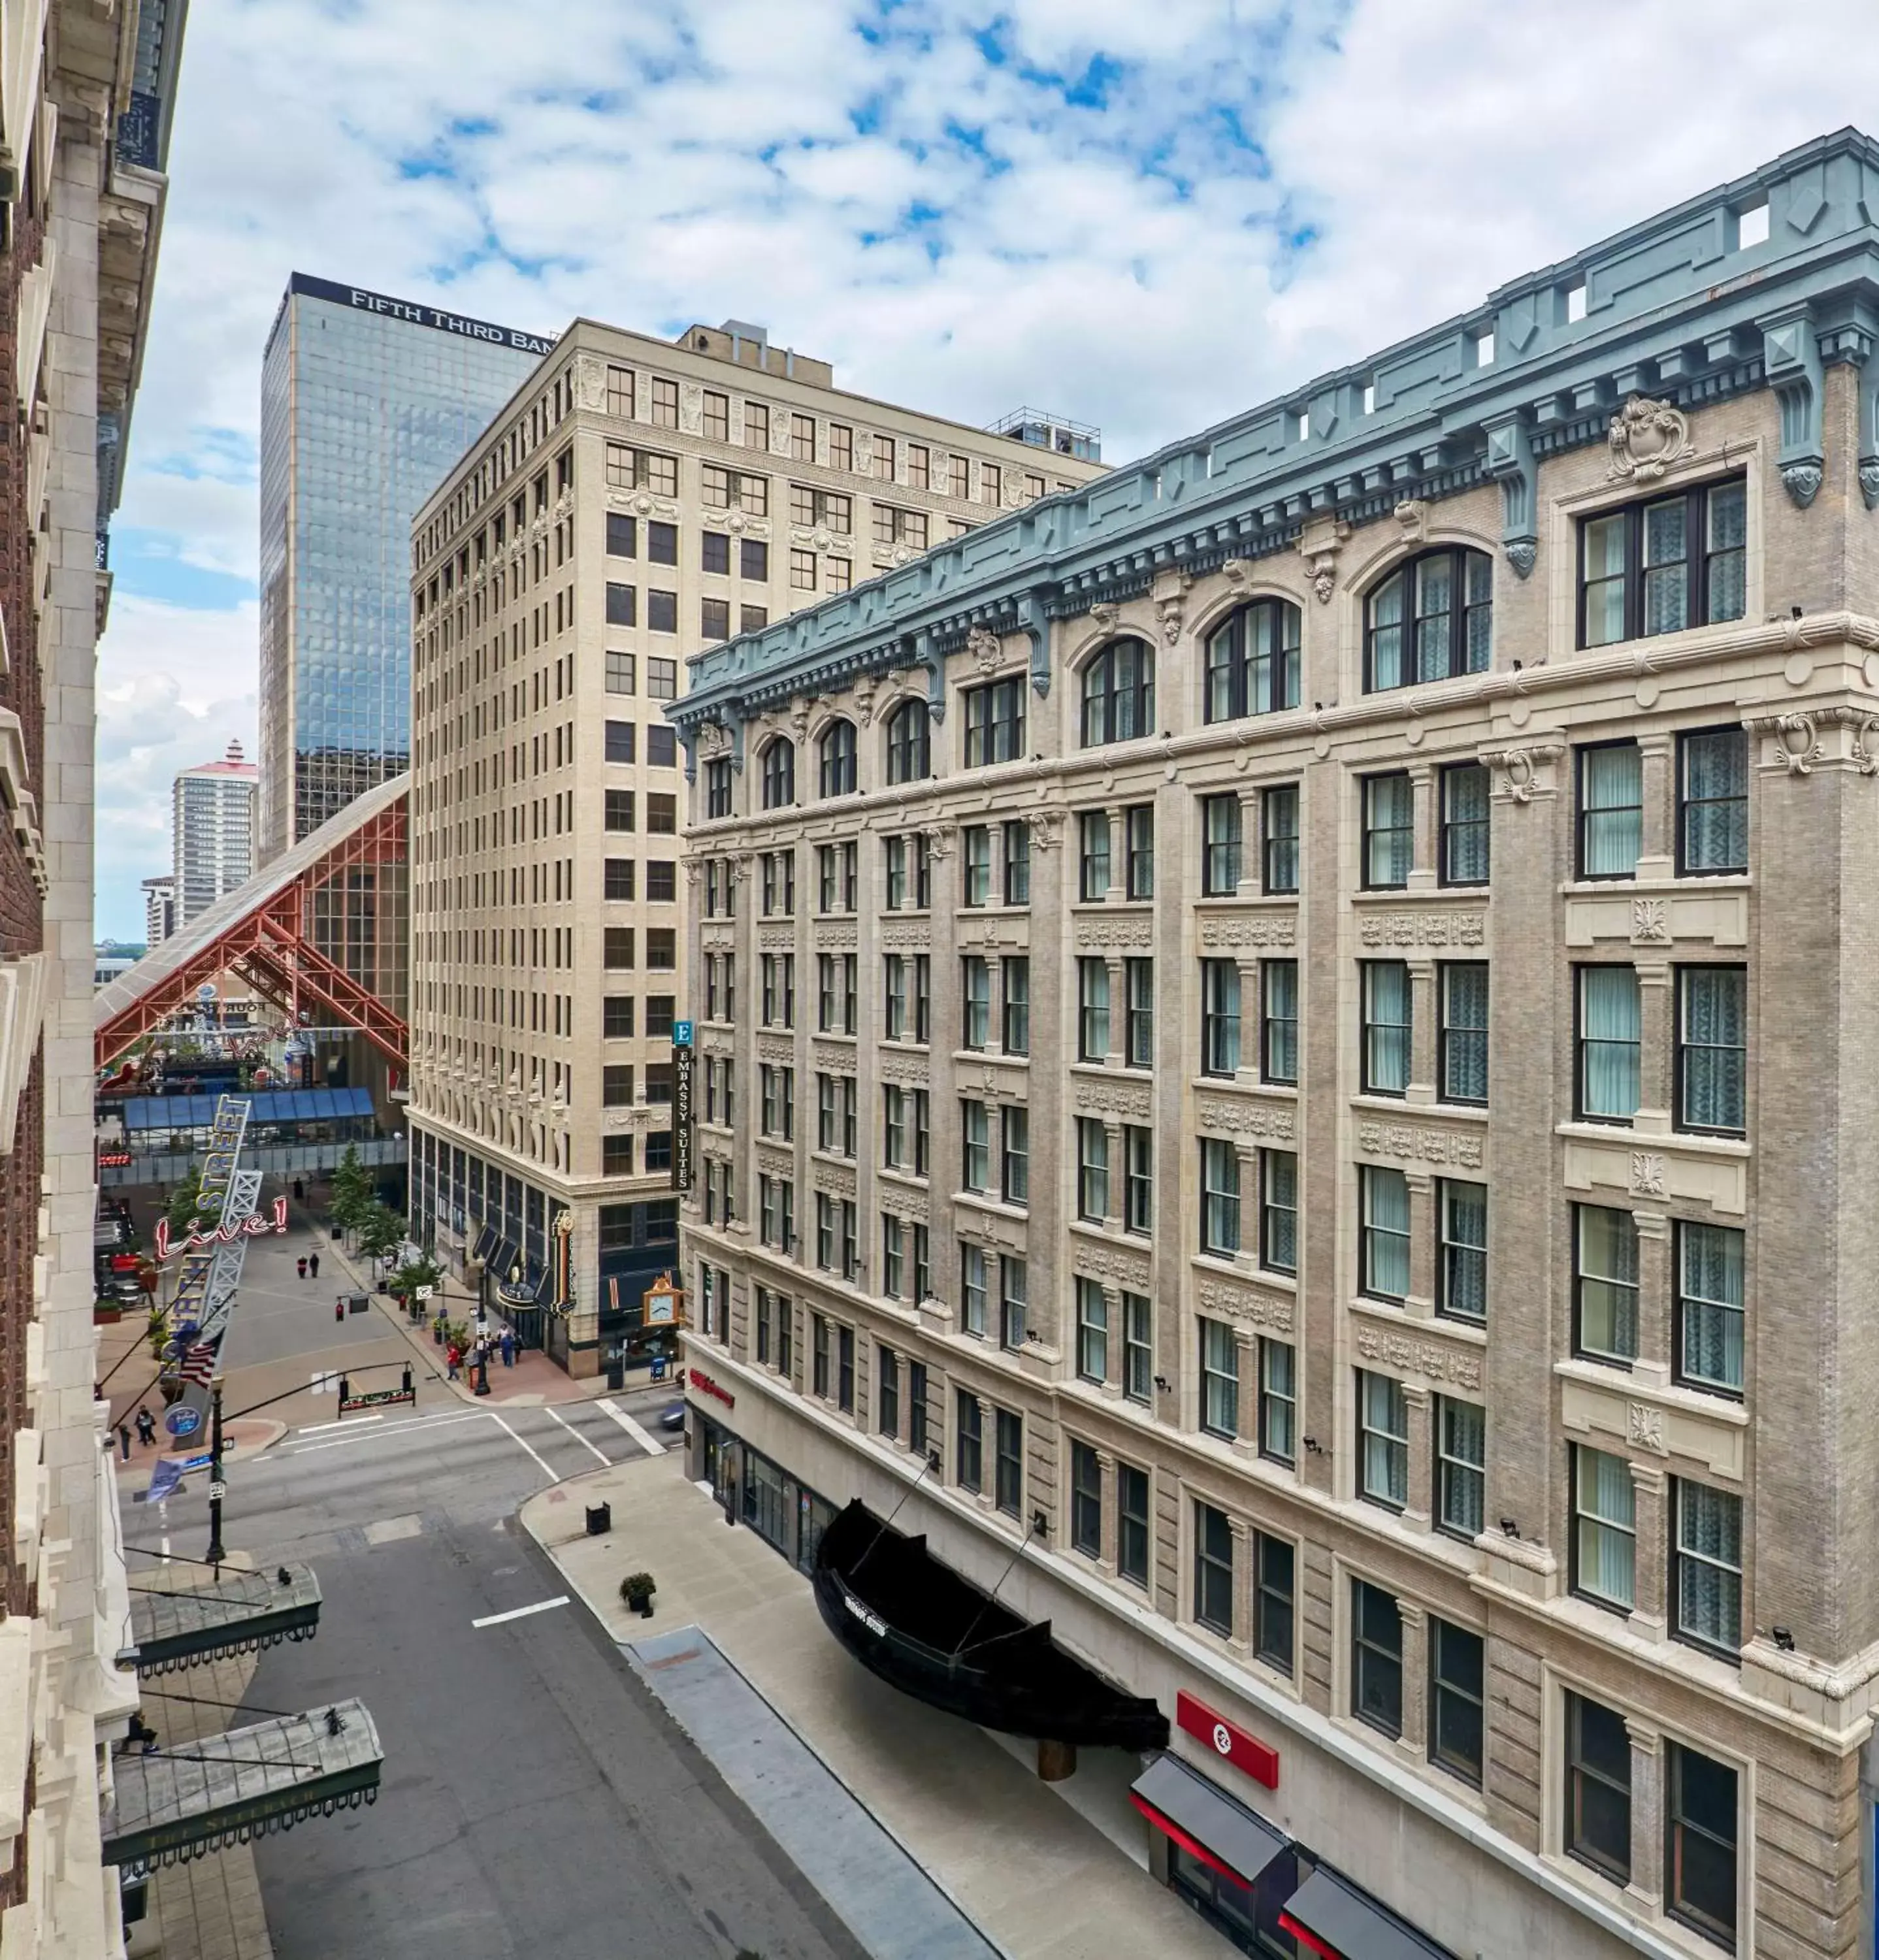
115;1421;131;1462
135;1407;156;1448
500;1328;515;1368
292;1177;304;1201
308;1251;319;1280
297;1255;308;1280
446;1344;461;1382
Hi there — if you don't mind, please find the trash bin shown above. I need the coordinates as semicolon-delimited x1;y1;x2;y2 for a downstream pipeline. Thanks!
605;1352;625;1392
585;1502;611;1537
330;1224;342;1241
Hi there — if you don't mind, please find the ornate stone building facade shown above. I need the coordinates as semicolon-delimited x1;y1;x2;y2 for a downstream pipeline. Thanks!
406;318;1103;1370
668;130;1879;1959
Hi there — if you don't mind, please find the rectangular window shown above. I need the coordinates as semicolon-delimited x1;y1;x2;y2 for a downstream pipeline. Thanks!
1077;958;1110;1062
646;657;678;700
1572;1444;1637;1610
1070;1441;1102;1558
647;589;678;634
1075;1120;1109;1223
962;678;1026;766
1001;1105;1029;1207
1679;727;1749;875
1350;1579;1403;1737
742;535;770;580
606;650;637;694
1428;1619;1485;1788
1578;742;1643;879
604;858;636;902
1200;1318;1239;1439
1260;960;1298;1085
1002;957;1030;1055
961;1100;990;1193
811;1313;830;1397
1194;1501;1234;1635
1437;1179;1487;1323
1124;958;1154;1070
1201;960;1241;1077
1117;1462;1150;1585
704;759;732;817
956;1390;982;1490
961;825;992;907
1259;1149;1296;1276
1677;966;1746;1135
999;1256;1028;1350
647;376;678;427
1262;784;1299;894
962;956;990;1050
605;365;634;417
1075;1279;1108;1383
1078;810;1111;901
872;504;928;550
605;581;637;628
1435;1398;1485;1540
1439;962;1488;1104
1677;1221;1745;1394
1201;794;1243;895
1124;805;1154;899
838;1324;855;1409
1579;476;1746;649
1361;960;1411;1096
1003;821;1030;905
701;529;731;576
1673;1480;1742;1656
1124;1128;1154;1237
606;514;637;564
1665;1742;1739;1947
1577;966;1641;1122
877;1343;900;1437
908;1360;928;1455
1122;1292;1152;1405
1440;761;1491;885
604;996;634;1039
1360;1166;1410;1301
1565;1693;1632;1884
1362;773;1414;889
790;549;816;591
701;596;730;640
1575;1204;1639;1364
1258;1339;1295;1466
1358;1371;1409;1509
1201;1139;1240;1256
1254;1533;1294;1672
960;1240;988;1335
603;927;634;970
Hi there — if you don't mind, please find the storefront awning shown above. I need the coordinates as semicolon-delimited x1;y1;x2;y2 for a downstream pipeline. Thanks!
123;1565;322;1677
811;1498;1168;1750
1128;1753;1290;1888
1279;1867;1454;1959
103;1699;382;1870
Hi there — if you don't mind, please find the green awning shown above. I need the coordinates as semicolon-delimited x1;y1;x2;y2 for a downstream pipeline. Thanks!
122;1565;322;1676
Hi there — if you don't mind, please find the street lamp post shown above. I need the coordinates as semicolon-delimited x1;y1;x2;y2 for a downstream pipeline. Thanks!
204;1382;225;1565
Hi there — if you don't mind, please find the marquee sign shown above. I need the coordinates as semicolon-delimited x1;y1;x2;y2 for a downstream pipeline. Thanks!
155;1196;287;1263
288;272;555;357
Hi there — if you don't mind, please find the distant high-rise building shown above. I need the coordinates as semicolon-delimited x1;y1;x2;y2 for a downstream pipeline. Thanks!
142;872;176;945
257;273;551;863
173;738;257;924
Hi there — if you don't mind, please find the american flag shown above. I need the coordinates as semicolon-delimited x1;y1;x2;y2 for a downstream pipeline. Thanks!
176;1341;218;1388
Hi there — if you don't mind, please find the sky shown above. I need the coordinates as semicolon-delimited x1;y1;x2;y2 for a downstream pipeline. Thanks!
94;0;1879;939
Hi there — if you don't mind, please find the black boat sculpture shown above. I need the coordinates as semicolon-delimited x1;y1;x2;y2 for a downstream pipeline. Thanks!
812;1497;1169;1750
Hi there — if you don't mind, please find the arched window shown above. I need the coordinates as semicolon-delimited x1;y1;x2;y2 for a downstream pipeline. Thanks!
818;719;858;798
885;697;930;784
1365;547;1493;693
1205;600;1301;723
1079;636;1156;747
761;738;795;809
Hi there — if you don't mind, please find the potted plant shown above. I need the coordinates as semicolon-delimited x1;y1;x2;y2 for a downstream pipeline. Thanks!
620;1572;657;1618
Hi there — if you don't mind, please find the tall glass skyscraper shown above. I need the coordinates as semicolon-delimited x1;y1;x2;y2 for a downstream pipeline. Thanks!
257;274;551;862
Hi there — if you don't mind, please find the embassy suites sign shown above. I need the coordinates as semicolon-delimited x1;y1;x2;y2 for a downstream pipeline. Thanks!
286;272;557;358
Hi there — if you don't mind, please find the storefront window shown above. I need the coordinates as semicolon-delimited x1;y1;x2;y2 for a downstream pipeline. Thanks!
1169;1842;1300;1957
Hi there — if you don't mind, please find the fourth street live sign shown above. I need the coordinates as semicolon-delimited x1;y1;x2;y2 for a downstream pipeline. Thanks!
671;1021;694;1192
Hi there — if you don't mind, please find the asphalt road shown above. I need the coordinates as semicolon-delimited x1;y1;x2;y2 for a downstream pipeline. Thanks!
123;1399;870;1960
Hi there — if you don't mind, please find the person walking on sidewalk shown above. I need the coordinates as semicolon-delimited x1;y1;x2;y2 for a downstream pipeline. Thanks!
308;1250;320;1280
115;1421;131;1462
297;1255;308;1281
500;1328;515;1368
135;1407;156;1449
446;1343;462;1382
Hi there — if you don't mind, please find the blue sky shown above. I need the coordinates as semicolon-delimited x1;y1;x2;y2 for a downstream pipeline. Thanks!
94;0;1879;938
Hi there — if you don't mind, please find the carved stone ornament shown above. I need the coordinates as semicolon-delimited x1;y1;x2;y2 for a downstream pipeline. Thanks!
1627;1402;1668;1455
1861;460;1879;512
1757;711;1823;775
1352;1321;1482;1392
1356;911;1485;949
1071;1077;1152;1122
696;719;732;759
1196;1096;1295;1143
1073;917;1153;952
921;824;955;861
1088;602;1119;630
1024;808;1066;851
1484;742;1560;805
1357;1120;1484;1170
1154;583;1190;645
1505;540;1537;581
1197;912;1296;949
1607;396;1690;482
1071;1239;1151;1288
966;625;1005;674
851;677;877;727
1631;898;1669;943
1393;499;1428;542
1851;714;1879;777
1194;1278;1294;1334
1629;1151;1667;1199
1780;461;1824;508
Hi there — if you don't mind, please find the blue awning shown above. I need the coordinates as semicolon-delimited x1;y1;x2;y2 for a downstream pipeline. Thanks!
123;1088;373;1132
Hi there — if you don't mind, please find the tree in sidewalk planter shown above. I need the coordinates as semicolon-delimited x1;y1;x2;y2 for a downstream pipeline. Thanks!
329;1146;372;1233
386;1252;443;1304
165;1162;208;1235
144;1307;171;1362
353;1201;405;1267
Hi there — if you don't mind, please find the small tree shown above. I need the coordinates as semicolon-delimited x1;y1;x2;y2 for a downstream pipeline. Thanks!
330;1146;372;1232
165;1162;208;1235
387;1252;443;1300
355;1201;405;1266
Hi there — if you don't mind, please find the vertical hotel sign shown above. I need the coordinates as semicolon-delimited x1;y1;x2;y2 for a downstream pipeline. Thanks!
671;1021;695;1192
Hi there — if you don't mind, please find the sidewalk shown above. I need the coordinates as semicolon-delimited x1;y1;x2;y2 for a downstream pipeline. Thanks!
521;1453;1226;1960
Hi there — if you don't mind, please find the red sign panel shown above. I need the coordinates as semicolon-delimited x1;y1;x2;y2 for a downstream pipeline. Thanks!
1177;1691;1279;1789
688;1366;734;1410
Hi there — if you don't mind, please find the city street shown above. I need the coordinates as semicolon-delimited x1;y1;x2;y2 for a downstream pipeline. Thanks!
123;1397;870;1960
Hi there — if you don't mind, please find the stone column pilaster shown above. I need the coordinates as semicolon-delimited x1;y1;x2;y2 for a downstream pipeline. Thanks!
1634;960;1673;1136
1406;1171;1436;1319
1624;1719;1665;1910
1635;733;1674;881
1628;1462;1668;1642
1403;1383;1432;1533
1407;762;1438;892
1396;1601;1428;1756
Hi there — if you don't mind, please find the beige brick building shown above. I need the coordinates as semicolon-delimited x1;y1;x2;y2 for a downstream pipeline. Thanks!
406;319;1102;1368
666;131;1879;1959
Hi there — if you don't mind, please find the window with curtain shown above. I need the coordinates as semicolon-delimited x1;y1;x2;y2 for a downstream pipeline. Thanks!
1673;1480;1742;1655
1200;1318;1240;1438
1125;806;1155;898
1435;1399;1485;1539
1003;822;1030;906
962;676;1025;766
1575;1205;1639;1363
961;1100;990;1192
1124;1129;1154;1237
1075;1120;1109;1222
1577;743;1642;877
962;956;990;1049
1678;727;1748;874
1258;1339;1295;1465
761;738;795;808
1201;794;1243;895
1678;966;1746;1134
1204;598;1301;721
1079;810;1111;900
1676;1221;1744;1394
960;1245;988;1337
1002;958;1030;1055
961;825;992;906
1080;637;1156;746
1201;960;1241;1076
884;697;930;783
818;719;857;797
1437;1179;1486;1322
1572;1445;1637;1609
1358;1371;1409;1507
1439;962;1488;1103
1362;960;1412;1095
1579;476;1746;649
1260;1149;1297;1274
1125;959;1154;1069
1123;1295;1152;1404
1260;960;1298;1084
1362;773;1414;889
1360;1166;1411;1301
1365;547;1493;690
1577;966;1641;1121
1440;761;1491;885
1077;958;1110;1061
1201;1139;1241;1256
1262;784;1299;893
1075;1279;1108;1382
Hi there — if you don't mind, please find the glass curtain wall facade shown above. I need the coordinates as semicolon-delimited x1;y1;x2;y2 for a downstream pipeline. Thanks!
257;274;549;863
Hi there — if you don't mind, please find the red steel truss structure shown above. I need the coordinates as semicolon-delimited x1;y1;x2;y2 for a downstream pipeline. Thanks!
95;776;409;1076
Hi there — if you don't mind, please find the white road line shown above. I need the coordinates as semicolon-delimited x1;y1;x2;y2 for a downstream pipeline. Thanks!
471;1594;569;1630
544;1405;610;1466
487;1410;559;1480
288;1413;489;1456
296;1413;382;1436
595;1397;666;1457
